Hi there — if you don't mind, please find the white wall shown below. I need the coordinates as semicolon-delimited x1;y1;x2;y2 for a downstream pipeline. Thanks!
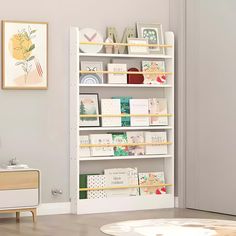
0;0;171;203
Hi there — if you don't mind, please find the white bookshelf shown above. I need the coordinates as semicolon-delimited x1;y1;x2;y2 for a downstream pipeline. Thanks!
70;27;175;214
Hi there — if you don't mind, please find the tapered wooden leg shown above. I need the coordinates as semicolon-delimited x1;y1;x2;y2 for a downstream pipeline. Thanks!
16;212;20;223
31;209;37;223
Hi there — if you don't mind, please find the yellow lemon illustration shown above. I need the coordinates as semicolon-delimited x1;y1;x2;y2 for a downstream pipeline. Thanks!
9;33;33;60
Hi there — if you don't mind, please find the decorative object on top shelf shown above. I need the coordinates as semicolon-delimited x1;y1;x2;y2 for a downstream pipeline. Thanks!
80;61;103;84
2;21;48;90
137;23;165;55
79;28;103;53
79;93;100;127
149;98;168;126
104;37;113;54
127;68;144;84
127;38;149;55
107;27;136;54
142;61;166;84
139;172;167;195
107;63;127;84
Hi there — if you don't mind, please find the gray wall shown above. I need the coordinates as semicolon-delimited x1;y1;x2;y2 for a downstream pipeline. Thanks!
185;0;236;214
0;0;171;203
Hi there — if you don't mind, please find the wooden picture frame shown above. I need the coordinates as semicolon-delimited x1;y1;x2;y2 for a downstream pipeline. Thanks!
79;93;100;127
1;20;48;90
136;23;165;55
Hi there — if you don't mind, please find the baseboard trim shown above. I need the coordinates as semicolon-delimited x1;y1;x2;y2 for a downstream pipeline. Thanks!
0;202;71;218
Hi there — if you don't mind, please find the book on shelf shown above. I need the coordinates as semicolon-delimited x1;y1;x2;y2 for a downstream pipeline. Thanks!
104;168;130;197
149;98;168;126
112;133;129;156
79;174;88;199
126;131;145;156
104;168;139;197
144;132;168;155
112;96;132;127
101;99;121;127
90;134;114;157
130;99;149;126
79;135;91;157
138;172;167;195
107;63;127;84
87;175;107;199
142;61;166;84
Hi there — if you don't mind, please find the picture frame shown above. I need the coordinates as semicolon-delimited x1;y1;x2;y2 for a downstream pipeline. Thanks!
79;93;100;127
2;20;48;90
80;61;103;84
136;23;165;55
127;38;149;55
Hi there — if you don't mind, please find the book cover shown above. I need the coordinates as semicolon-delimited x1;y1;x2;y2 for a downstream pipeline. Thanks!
104;168;130;197
145;132;168;155
107;63;127;84
127;167;139;196
79;174;88;199
79;135;91;157
90;134;114;157
87;175;107;199
112;133;129;156
101;99;121;127
142;61;166;84
112;96;132;127
130;99;149;126
149;98;168;126
139;172;167;195
126;131;145;156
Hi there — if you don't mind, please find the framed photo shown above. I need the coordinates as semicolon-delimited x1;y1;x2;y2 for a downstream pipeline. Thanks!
136;23;165;55
2;21;48;89
80;61;103;84
79;93;100;127
127;38;149;55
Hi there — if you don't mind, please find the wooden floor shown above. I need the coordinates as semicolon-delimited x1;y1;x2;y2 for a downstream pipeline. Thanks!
0;208;235;236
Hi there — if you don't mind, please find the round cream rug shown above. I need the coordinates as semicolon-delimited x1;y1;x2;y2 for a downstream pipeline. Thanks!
101;218;236;236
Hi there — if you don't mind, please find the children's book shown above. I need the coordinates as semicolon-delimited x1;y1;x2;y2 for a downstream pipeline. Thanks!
145;131;168;155
87;175;107;199
112;96;132;126
149;98;168;126
112;133;129;156
130;99;149;126
126;131;144;156
90;134;114;156
139;172;167;195
79;135;91;157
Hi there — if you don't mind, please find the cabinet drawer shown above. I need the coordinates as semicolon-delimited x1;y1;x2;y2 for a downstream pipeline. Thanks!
0;171;39;190
0;189;39;209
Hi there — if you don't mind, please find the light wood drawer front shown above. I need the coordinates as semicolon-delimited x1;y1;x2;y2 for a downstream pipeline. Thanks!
0;171;39;190
0;189;38;209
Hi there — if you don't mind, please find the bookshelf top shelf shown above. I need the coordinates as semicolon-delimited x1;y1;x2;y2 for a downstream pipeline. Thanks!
79;52;173;59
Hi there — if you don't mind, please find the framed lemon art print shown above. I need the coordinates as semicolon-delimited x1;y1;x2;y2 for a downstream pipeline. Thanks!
2;21;48;89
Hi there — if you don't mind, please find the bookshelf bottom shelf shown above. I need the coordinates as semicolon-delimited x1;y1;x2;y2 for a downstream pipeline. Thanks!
76;194;174;214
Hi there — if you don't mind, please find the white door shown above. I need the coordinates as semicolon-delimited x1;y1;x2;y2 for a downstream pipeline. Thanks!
185;0;236;215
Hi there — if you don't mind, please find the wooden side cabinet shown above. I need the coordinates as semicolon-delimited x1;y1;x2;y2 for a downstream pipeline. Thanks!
0;169;40;222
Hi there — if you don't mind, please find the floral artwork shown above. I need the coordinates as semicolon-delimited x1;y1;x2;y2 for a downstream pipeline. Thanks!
139;172;167;195
142;61;166;84
137;23;165;54
2;21;48;89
